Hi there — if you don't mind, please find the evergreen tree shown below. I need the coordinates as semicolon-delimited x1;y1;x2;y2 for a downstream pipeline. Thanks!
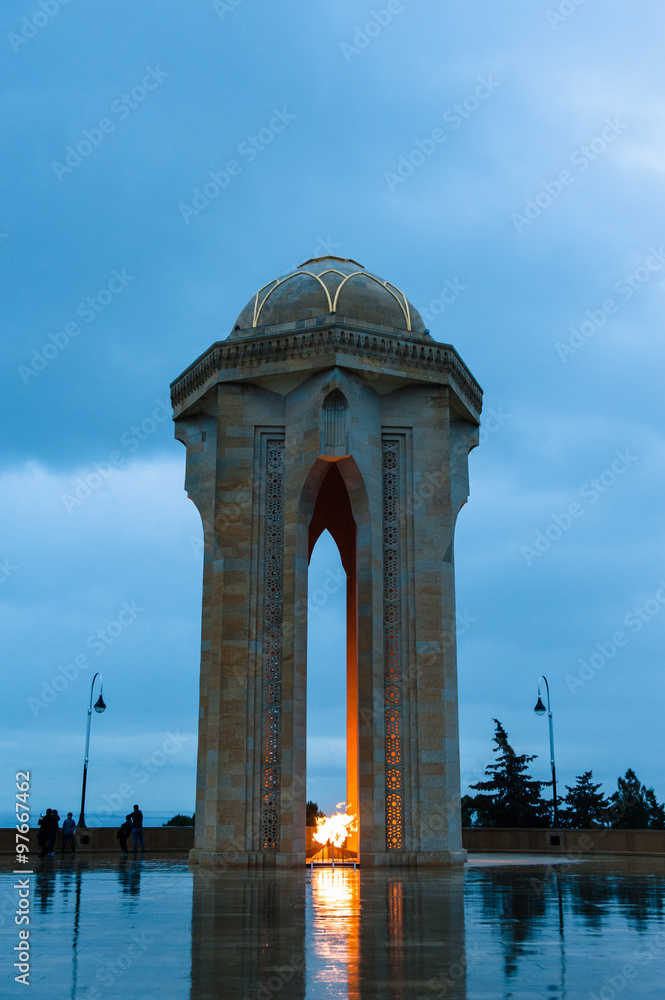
461;794;478;827
306;801;325;826
470;719;550;828
163;813;195;826
559;771;609;828
609;769;665;829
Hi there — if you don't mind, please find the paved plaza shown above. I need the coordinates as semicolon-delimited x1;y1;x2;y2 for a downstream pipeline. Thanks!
2;854;664;998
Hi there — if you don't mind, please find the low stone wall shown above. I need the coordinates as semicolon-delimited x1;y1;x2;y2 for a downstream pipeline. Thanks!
4;827;662;858
1;826;194;855
462;827;665;856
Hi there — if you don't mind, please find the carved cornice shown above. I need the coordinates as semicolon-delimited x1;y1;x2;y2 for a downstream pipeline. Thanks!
171;327;483;418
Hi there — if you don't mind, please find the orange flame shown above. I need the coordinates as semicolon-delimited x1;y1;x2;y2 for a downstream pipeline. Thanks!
313;803;357;848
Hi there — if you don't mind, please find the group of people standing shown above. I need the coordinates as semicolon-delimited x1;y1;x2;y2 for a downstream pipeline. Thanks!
36;804;145;857
37;810;76;857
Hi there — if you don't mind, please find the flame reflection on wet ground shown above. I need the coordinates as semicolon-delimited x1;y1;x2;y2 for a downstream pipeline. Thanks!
3;855;664;999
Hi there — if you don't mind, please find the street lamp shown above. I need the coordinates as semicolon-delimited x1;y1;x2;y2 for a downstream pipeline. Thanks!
78;673;106;829
534;674;558;828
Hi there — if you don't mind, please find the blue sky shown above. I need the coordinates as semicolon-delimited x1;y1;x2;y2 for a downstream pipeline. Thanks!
2;0;664;823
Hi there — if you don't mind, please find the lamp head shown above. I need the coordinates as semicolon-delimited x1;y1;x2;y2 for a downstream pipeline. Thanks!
533;696;546;716
94;694;106;714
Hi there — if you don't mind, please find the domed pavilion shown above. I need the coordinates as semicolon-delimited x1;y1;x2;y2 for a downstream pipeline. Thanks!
171;255;482;869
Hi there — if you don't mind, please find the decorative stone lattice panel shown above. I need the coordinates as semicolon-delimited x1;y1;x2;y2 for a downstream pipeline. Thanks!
260;439;285;851
382;438;404;850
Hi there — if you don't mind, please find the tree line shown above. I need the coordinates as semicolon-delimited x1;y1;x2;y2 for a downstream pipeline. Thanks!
462;720;665;829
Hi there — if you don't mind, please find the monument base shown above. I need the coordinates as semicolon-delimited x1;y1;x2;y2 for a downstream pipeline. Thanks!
191;849;306;870
360;850;468;868
190;848;467;869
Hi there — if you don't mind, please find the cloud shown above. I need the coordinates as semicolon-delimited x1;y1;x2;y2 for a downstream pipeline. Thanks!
0;456;202;817
4;0;665;825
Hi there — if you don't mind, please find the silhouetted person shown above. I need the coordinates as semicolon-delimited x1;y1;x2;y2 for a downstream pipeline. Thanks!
37;809;52;857
44;809;60;856
130;804;145;854
117;814;132;856
60;813;76;855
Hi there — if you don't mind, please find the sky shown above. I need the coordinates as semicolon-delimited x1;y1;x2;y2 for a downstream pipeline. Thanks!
2;0;664;825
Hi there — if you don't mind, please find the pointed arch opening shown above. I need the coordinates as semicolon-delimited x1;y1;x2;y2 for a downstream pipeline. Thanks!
306;461;359;856
306;531;346;811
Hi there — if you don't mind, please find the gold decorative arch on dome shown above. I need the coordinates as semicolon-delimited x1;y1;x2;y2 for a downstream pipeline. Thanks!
251;267;412;331
331;272;412;331
252;271;334;327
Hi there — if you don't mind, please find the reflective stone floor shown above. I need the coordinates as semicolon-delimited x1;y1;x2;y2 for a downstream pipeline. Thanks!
1;854;664;999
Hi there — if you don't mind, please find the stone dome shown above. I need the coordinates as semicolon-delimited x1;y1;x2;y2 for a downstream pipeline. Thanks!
229;256;429;339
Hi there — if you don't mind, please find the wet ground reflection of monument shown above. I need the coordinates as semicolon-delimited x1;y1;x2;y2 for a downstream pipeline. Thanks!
4;855;663;998
190;867;467;1000
190;870;308;1000
353;870;466;999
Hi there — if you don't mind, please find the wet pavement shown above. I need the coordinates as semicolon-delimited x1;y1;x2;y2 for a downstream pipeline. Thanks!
1;854;664;999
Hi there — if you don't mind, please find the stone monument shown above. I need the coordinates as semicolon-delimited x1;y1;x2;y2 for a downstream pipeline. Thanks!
171;256;482;867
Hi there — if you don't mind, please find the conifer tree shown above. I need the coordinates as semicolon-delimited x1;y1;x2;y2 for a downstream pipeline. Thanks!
559;771;608;828
470;719;550;827
609;769;665;829
306;801;325;826
460;794;478;827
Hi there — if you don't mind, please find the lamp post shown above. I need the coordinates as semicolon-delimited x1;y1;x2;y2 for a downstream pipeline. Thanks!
534;674;558;828
78;673;106;829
